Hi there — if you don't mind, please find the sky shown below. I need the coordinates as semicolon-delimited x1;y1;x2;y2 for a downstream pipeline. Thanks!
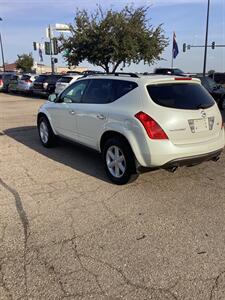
0;0;225;73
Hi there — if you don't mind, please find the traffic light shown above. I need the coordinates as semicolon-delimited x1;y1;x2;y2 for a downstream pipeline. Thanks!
183;43;186;52
52;38;59;55
33;42;37;51
45;42;51;55
211;41;215;49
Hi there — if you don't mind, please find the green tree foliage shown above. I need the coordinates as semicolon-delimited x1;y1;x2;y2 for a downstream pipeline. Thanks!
16;53;34;72
60;6;168;73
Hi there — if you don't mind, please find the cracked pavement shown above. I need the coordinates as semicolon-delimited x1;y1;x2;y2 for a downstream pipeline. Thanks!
0;93;225;300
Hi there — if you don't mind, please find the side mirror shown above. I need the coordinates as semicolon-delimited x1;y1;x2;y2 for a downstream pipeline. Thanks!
48;93;57;102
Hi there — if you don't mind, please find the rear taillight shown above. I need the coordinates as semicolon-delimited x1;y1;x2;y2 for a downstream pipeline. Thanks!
0;79;3;85
25;79;32;83
135;111;168;140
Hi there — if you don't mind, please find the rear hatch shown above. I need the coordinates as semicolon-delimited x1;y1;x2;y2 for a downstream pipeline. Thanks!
33;75;48;90
146;78;222;145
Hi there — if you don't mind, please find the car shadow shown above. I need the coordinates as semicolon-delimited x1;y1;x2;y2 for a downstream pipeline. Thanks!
4;126;109;183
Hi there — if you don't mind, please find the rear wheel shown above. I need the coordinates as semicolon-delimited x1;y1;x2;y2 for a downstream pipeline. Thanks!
38;116;56;147
102;137;136;184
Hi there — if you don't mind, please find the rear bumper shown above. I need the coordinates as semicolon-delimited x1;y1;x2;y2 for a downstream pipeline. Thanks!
162;148;223;168
33;89;48;96
137;148;223;173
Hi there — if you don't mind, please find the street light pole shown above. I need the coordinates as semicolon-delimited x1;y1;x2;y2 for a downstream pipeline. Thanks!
0;18;5;72
203;0;210;77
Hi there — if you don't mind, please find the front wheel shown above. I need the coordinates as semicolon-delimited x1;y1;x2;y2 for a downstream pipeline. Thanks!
38;116;56;147
102;137;136;185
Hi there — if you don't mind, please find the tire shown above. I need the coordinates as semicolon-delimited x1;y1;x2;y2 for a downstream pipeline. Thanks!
38;116;56;147
102;137;136;185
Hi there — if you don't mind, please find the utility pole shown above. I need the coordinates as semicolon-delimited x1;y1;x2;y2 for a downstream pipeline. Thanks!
48;25;54;74
0;18;5;72
203;0;210;77
0;33;5;72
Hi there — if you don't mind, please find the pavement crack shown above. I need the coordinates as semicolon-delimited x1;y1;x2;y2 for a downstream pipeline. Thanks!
0;178;30;299
209;270;225;300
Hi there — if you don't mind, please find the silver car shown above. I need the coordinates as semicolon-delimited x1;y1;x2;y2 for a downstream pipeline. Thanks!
17;74;38;94
55;75;82;95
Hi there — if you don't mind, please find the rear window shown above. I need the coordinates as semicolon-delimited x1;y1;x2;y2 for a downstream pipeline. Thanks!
147;83;215;110
57;77;72;83
47;75;62;84
21;75;31;81
35;75;48;82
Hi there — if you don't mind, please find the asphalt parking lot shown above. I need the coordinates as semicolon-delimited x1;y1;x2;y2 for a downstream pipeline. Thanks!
0;92;225;300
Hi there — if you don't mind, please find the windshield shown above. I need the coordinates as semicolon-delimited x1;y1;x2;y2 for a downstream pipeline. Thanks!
147;83;215;110
21;75;31;81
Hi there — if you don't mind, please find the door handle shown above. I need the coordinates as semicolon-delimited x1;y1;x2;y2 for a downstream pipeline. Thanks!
69;110;75;115
97;114;106;120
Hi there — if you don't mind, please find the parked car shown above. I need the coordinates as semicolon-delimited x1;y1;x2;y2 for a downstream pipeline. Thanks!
55;74;82;95
2;73;17;92
17;74;38;95
209;72;225;88
154;68;186;76
8;74;22;93
196;76;225;110
33;74;62;97
37;73;224;184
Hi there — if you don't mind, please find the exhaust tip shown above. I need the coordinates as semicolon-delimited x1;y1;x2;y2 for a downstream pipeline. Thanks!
166;166;178;173
212;156;220;162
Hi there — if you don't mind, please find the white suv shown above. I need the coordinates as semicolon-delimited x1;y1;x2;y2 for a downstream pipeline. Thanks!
37;73;224;184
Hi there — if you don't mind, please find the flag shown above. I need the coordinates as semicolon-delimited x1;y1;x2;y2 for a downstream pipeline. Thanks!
39;45;43;62
172;32;179;59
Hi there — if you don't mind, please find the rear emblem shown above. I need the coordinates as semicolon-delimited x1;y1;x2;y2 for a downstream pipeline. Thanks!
201;110;206;118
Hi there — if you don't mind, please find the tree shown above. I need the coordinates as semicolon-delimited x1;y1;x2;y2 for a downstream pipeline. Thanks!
16;53;34;72
60;6;168;73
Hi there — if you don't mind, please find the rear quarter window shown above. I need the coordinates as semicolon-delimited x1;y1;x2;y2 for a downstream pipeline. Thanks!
147;83;215;110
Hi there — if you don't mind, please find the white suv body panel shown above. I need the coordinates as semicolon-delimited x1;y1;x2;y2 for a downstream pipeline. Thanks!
38;75;224;169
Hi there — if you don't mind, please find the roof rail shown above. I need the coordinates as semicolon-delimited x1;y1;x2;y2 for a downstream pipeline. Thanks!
109;72;139;78
80;72;140;78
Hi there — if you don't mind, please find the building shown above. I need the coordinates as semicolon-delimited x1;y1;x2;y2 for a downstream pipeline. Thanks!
0;62;88;74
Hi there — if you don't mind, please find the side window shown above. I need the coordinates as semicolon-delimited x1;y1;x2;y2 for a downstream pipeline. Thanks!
82;79;115;104
59;80;89;103
82;79;138;104
114;80;138;100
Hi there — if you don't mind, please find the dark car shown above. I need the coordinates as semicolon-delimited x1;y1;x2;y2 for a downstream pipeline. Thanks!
197;76;225;110
32;74;62;97
154;68;186;76
208;72;225;88
2;73;17;92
